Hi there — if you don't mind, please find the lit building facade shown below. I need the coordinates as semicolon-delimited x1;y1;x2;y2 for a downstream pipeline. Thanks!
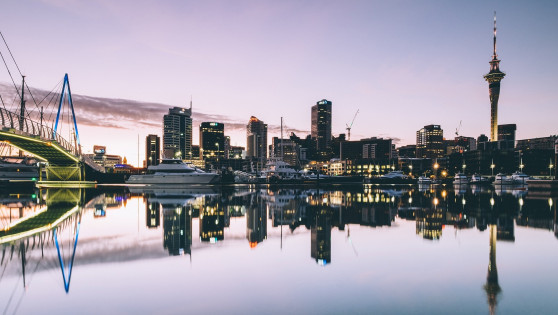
416;125;444;158
199;122;225;159
311;99;332;160
163;107;192;159
246;116;268;167
145;134;160;166
85;145;122;170
498;124;516;146
340;138;393;161
271;137;300;166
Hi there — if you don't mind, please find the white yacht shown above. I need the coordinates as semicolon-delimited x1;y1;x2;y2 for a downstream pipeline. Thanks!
126;159;219;185
261;157;301;180
493;173;514;186
470;174;490;185
417;176;432;184
511;171;530;185
453;173;469;185
380;171;408;179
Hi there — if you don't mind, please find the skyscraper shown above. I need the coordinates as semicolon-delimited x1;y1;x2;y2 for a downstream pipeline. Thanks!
199;122;225;159
246;116;268;165
163;106;192;159
311;99;332;160
484;13;506;142
145;134;160;166
416;125;444;158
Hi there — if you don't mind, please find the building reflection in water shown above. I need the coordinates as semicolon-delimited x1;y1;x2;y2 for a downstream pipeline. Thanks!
163;205;192;256
246;193;267;248
311;206;331;265
146;200;160;228
415;198;443;240
143;191;193;256
200;202;225;243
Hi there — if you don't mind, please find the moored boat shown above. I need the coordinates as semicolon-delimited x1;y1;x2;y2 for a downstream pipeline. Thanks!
470;173;490;185
126;159;219;184
417;176;432;184
511;171;530;185
493;173;514;186
453;173;469;185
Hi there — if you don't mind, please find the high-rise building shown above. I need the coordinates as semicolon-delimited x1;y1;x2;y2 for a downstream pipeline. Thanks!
224;136;231;159
311;99;332;160
271;137;300;166
340;138;393;161
478;134;489;144
484;13;506;142
246;116;268;165
145;134;160;166
498;124;516;144
199;122;225;159
416;125;444;158
163;106;192;159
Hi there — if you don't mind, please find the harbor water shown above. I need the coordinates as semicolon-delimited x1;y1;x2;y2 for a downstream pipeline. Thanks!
1;184;557;314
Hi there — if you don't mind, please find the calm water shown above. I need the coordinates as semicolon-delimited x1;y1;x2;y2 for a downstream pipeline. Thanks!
1;184;557;315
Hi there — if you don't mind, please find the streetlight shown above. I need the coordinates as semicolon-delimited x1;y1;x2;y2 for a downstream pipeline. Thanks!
433;162;439;179
462;163;466;174
409;164;413;176
490;159;495;177
549;160;554;178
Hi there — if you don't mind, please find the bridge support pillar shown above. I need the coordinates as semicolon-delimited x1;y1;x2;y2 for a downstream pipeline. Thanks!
46;164;83;182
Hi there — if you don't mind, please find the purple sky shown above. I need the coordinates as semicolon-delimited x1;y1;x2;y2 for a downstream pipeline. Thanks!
1;0;557;165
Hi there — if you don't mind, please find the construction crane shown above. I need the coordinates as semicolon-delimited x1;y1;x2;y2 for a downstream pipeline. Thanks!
346;109;359;141
455;120;462;137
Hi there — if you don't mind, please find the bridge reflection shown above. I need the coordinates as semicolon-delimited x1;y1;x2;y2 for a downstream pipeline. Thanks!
0;187;95;312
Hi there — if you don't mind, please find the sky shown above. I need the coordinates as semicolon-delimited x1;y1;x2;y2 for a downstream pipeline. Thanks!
1;0;557;166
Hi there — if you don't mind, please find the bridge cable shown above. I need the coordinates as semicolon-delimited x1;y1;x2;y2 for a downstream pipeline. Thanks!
0;94;7;111
0;31;42;114
0;48;21;101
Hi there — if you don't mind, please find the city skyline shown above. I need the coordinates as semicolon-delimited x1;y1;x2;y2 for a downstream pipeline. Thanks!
1;1;558;166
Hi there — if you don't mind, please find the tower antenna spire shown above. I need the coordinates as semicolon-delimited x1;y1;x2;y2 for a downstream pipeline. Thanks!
493;11;497;58
189;95;192;110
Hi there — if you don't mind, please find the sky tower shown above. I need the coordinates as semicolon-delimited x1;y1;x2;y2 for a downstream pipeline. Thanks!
484;12;506;142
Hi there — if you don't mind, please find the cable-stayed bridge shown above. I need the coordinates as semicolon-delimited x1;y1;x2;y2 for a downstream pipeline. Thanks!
0;74;104;183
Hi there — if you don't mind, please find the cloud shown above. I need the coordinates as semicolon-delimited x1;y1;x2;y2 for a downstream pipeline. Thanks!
0;82;309;136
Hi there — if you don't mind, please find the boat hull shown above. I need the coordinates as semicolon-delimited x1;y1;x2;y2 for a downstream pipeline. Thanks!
126;173;219;185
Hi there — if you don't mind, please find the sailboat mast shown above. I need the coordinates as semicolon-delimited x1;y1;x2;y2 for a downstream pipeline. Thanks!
280;117;284;160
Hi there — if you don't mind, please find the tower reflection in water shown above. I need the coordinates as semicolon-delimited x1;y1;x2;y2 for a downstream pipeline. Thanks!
485;224;501;315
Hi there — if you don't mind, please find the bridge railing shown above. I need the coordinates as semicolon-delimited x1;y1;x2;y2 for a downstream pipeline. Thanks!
0;108;81;157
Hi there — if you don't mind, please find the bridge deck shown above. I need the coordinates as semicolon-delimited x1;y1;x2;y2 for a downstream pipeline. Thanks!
0;128;80;166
